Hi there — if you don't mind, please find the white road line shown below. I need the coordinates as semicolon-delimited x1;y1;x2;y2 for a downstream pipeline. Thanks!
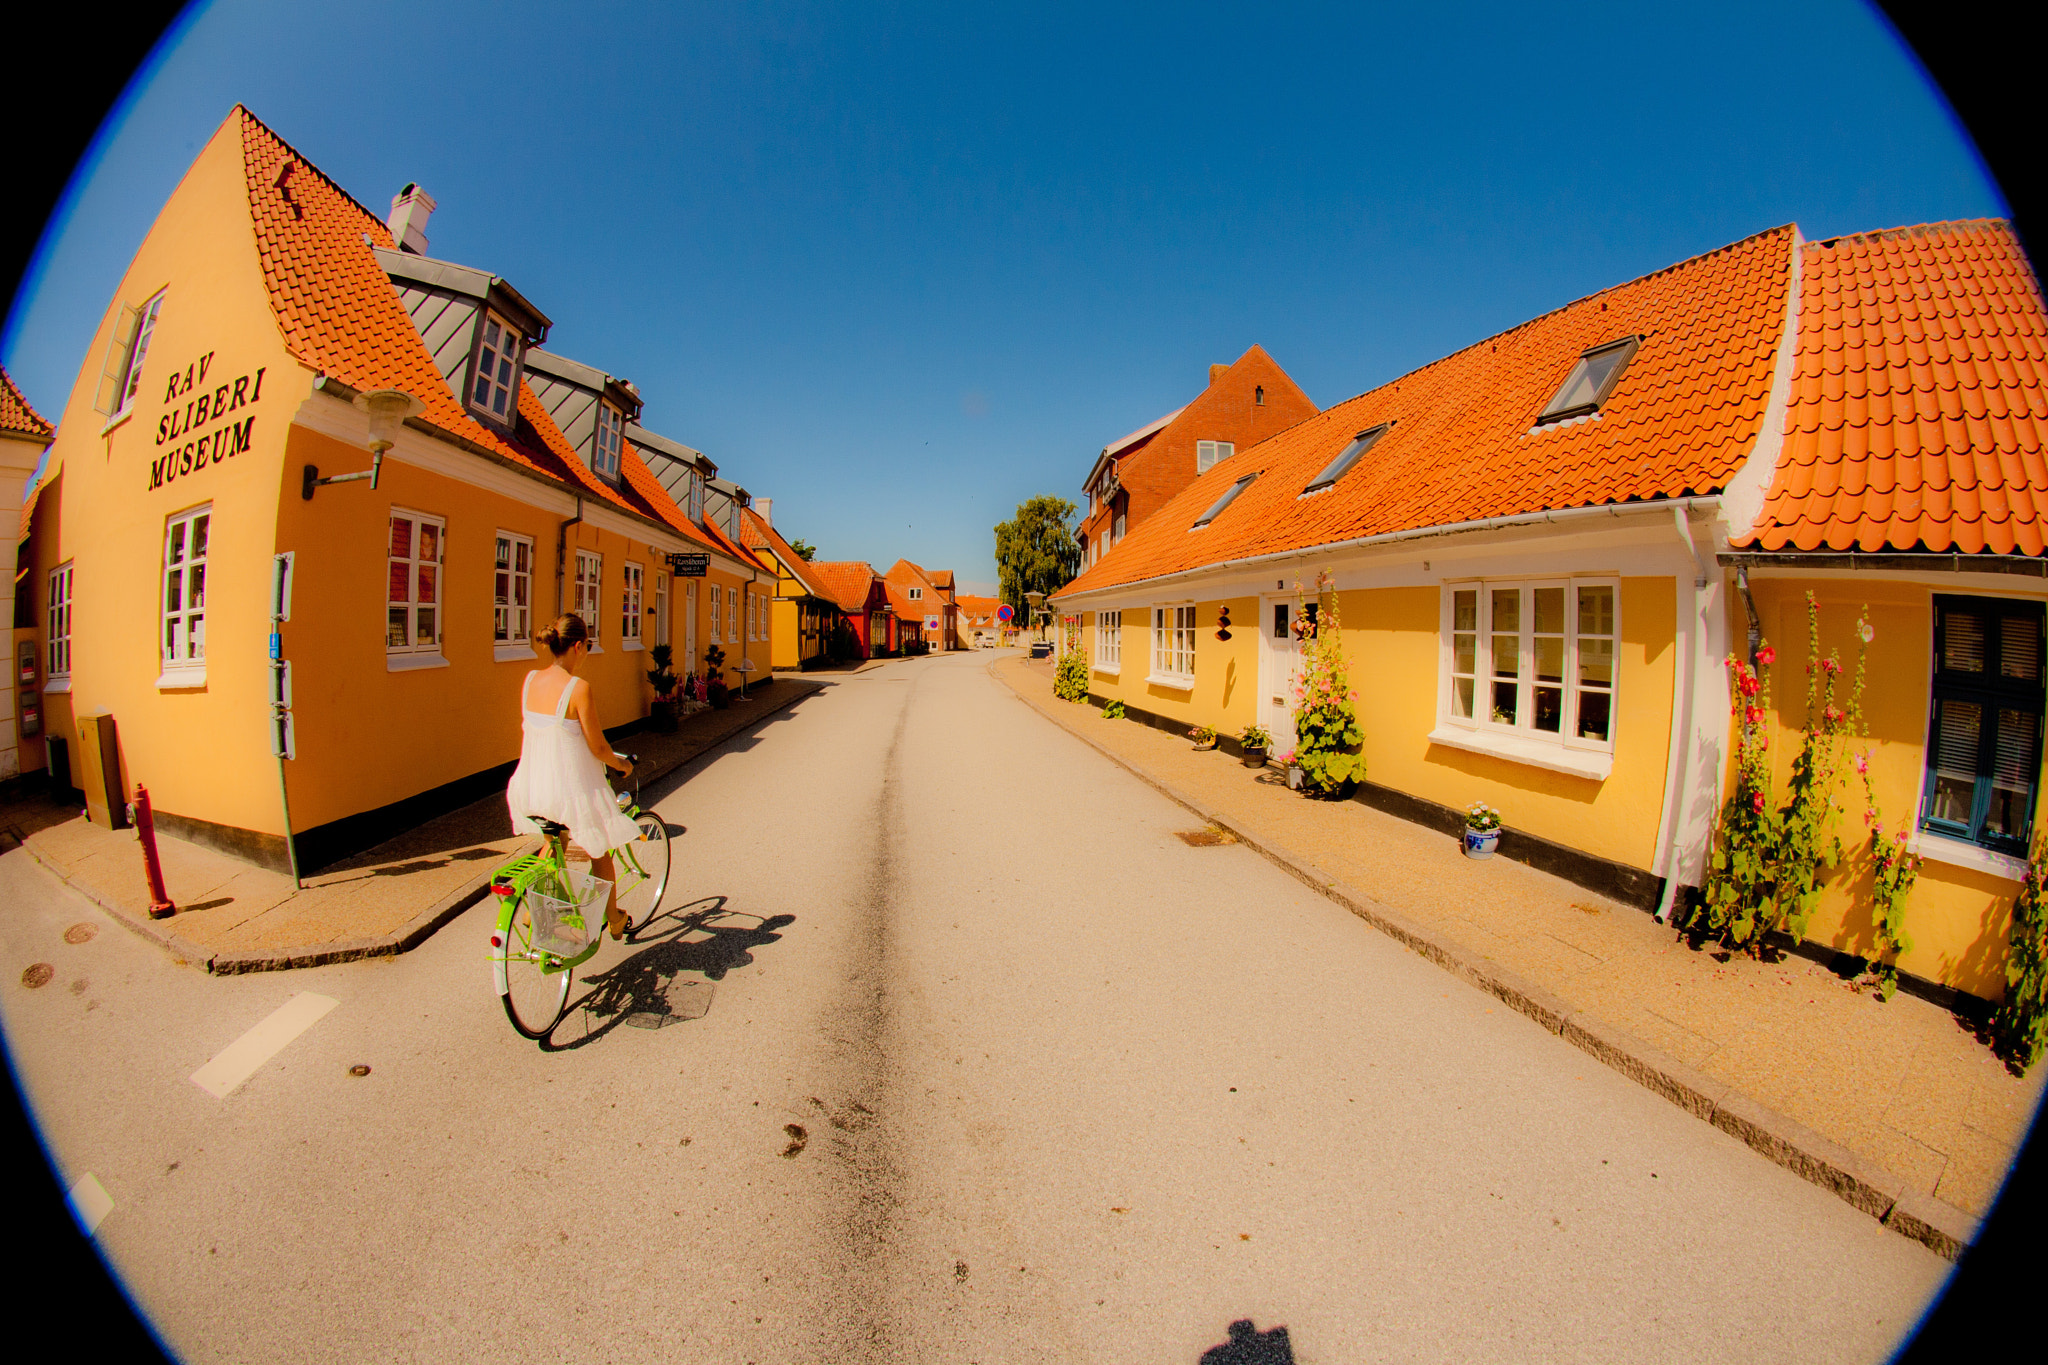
190;992;340;1098
68;1173;113;1235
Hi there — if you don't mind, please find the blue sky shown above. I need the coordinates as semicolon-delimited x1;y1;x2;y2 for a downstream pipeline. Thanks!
3;0;2002;593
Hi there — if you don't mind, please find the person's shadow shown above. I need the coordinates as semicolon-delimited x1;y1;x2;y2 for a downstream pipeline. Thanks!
541;898;796;1049
1200;1319;1294;1365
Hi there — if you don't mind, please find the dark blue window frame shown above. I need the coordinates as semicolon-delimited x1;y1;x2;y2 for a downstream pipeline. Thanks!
1920;595;2045;856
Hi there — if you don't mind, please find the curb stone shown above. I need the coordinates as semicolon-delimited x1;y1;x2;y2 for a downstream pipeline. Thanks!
991;658;1980;1262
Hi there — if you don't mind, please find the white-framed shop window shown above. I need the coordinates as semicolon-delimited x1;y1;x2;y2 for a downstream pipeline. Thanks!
621;561;644;648
1149;603;1196;688
159;504;210;686
1437;578;1617;774
387;509;446;666
1095;609;1122;674
46;562;75;689
493;531;534;661
574;550;603;649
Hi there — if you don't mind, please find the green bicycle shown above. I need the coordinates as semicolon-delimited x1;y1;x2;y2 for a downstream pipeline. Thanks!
489;756;672;1038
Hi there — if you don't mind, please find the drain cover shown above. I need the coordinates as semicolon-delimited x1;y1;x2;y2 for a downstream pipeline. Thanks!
63;924;98;945
623;979;715;1029
21;963;54;989
1176;829;1236;846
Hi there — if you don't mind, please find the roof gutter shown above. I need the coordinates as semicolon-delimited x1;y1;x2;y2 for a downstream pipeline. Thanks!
1717;550;2048;578
1054;495;1724;602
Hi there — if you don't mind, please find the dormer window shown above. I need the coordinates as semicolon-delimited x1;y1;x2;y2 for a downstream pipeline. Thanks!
1538;336;1640;424
1192;473;1257;530
1302;423;1392;497
593;401;624;479
689;472;705;521
470;315;522;423
1196;440;1234;474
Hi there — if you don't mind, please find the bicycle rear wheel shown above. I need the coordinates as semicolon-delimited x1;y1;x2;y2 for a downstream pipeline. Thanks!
614;813;672;933
499;898;570;1038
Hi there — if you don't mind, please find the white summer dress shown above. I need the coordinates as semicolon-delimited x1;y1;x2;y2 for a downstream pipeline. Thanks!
506;671;641;858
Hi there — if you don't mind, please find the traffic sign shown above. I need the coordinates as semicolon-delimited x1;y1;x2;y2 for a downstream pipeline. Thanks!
997;603;1013;622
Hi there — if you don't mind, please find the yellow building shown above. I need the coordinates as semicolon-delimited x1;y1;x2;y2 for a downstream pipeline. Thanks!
1053;219;2048;1007
3;366;56;783
20;107;765;875
740;507;834;670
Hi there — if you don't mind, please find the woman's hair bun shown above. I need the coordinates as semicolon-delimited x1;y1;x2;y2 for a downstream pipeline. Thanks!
534;612;590;657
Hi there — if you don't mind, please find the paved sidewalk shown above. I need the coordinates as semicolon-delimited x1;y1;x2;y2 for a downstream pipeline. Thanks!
993;654;2045;1260
2;677;823;975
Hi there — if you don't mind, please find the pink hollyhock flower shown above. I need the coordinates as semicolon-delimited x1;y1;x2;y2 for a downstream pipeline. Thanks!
1855;752;1869;774
1745;705;1764;727
1741;675;1762;697
1752;792;1766;814
1822;657;1842;675
1756;645;1777;666
1756;733;1769;750
1858;621;1875;644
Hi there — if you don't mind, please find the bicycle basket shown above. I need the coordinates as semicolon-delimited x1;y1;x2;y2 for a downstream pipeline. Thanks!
524;871;613;957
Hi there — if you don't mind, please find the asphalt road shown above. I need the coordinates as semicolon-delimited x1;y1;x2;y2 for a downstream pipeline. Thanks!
1;650;1952;1363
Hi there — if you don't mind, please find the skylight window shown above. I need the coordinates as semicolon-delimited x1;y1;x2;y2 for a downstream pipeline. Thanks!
1301;423;1392;496
1538;336;1641;424
1191;473;1257;530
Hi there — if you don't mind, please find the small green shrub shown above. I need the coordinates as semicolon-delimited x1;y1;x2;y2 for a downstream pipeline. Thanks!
1102;699;1126;720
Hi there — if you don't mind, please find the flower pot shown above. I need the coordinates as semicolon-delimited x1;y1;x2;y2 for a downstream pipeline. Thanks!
1287;764;1304;790
1192;739;1217;751
1241;747;1267;768
1464;826;1500;859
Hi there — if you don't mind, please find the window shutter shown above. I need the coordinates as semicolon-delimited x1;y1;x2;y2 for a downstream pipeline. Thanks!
94;304;138;415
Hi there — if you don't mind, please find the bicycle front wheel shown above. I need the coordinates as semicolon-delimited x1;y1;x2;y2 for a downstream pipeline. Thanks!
499;898;570;1038
614;813;672;933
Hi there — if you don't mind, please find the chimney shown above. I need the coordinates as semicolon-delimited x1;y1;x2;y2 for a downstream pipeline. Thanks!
755;498;772;527
1209;363;1228;386
387;184;436;255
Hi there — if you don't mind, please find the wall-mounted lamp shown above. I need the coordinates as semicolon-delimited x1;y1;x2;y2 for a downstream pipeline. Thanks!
303;388;423;499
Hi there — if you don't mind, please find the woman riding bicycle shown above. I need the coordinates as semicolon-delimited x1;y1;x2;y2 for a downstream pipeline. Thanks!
506;612;640;939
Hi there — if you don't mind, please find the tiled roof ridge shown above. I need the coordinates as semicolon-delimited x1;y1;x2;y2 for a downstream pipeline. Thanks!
1804;217;2012;251
1313;223;1798;416
233;105;390;239
0;364;54;439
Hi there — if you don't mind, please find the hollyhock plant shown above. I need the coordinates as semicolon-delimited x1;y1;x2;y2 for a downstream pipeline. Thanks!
1288;569;1365;797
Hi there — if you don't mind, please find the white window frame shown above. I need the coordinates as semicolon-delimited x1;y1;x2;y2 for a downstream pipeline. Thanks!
493;531;535;662
709;581;722;647
574;550;604;651
593;401;624;480
1094;608;1122;676
1148;603;1197;690
621;561;644;649
1429;577;1618;780
159;504;211;687
654;568;669;649
469;313;523;424
46;562;75;691
387;508;448;670
1196;439;1234;474
96;289;164;426
727;586;739;644
909;586;922;601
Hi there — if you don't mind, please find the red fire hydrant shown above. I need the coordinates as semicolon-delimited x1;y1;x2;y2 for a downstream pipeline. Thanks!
132;784;177;919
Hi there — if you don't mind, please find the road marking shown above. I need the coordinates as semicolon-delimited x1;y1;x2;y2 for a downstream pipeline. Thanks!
68;1173;113;1235
190;992;339;1098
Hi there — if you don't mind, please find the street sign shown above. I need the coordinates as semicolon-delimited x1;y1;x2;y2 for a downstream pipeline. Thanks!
667;552;709;577
925;616;940;632
997;603;1013;622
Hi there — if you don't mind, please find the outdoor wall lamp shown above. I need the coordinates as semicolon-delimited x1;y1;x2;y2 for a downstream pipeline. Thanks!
302;388;423;498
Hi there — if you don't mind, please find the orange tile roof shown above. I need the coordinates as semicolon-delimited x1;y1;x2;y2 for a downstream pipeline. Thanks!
1734;220;2048;555
0;364;53;441
234;106;721;552
739;506;833;598
883;581;927;619
807;560;882;615
1057;225;1796;597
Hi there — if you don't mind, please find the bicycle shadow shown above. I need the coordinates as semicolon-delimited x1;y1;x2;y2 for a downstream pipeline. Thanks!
540;896;797;1051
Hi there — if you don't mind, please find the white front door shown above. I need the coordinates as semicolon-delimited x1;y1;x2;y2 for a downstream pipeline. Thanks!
1258;595;1301;755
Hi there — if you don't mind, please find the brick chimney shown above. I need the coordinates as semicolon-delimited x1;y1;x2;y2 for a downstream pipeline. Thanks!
387;184;436;255
1209;363;1228;386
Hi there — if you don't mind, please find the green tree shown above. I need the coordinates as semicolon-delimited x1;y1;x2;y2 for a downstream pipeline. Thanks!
994;495;1081;630
789;538;817;561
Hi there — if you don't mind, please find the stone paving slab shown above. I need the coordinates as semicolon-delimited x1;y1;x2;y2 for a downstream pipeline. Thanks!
992;653;2047;1260
3;678;822;974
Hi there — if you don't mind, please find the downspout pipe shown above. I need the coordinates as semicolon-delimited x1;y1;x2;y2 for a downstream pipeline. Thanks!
1656;505;1711;924
555;496;584;616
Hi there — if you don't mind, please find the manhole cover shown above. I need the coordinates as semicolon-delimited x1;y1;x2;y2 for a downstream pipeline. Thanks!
1176;829;1236;847
21;963;54;989
623;979;715;1029
349;1064;372;1077
63;923;98;945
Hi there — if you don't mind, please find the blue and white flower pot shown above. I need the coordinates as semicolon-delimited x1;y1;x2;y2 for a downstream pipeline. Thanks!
1464;826;1500;859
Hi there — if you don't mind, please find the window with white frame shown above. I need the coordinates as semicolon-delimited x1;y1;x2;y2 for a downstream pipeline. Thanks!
47;563;74;680
1921;596;2045;856
688;471;705;522
1150;604;1196;686
1095;609;1122;672
709;581;721;644
388;511;445;655
94;290;164;420
494;532;533;649
470;314;522;423
1445;580;1616;747
747;590;759;640
593;401;624;480
654;569;669;648
727;586;739;643
1196;440;1234;474
574;551;602;645
621;562;644;645
909;586;922;600
159;506;211;678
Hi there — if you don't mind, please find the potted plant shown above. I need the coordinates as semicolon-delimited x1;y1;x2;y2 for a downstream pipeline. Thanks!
1277;749;1303;789
644;643;679;732
1464;802;1503;859
703;643;730;709
1188;724;1217;751
1239;722;1271;767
